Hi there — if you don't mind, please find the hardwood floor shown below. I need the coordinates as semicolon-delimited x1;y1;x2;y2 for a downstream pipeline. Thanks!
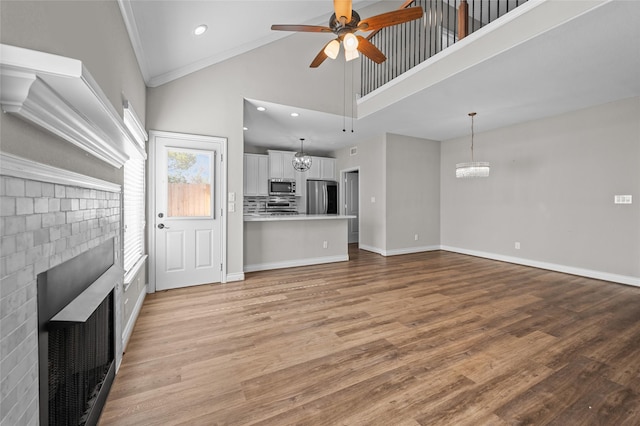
100;246;640;425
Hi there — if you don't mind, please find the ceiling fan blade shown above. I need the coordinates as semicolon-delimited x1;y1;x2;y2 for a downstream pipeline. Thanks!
333;0;352;23
310;44;330;68
356;36;386;64
358;7;424;32
271;24;332;33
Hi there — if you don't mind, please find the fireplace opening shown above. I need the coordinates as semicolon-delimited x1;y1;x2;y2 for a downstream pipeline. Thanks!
37;239;118;426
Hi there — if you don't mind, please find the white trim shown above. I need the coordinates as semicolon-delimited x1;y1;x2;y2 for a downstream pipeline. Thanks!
0;153;121;192
441;245;640;288
117;0;152;85
244;255;349;273
358;244;440;257
0;44;136;168
124;254;148;287
359;244;385;256
340;166;361;245
122;283;147;352
385;245;441;256
123;100;148;160
226;272;245;282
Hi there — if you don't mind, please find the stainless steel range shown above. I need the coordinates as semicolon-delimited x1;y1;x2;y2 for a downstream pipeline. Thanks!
265;197;298;215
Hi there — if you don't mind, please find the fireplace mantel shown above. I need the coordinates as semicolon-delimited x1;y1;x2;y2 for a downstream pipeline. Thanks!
0;44;144;168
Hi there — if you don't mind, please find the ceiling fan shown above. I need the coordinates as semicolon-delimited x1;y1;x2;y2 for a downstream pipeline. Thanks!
271;0;424;68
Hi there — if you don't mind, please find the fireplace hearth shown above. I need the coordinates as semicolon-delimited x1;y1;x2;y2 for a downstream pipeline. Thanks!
37;238;119;426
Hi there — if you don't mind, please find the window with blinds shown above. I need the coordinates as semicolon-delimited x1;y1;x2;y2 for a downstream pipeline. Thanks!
123;153;145;272
123;100;147;273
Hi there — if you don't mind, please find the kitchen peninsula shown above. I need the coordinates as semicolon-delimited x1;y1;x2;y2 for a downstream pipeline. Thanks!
244;214;355;272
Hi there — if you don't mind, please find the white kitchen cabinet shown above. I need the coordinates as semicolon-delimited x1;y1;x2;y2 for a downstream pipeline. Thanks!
268;150;295;180
320;157;336;180
244;154;269;196
308;156;336;180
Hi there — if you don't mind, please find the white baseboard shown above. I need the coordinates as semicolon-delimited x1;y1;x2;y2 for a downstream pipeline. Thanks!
122;284;147;351
358;244;440;257
226;272;245;282
440;245;640;287
358;244;385;255
244;255;349;273
385;245;441;256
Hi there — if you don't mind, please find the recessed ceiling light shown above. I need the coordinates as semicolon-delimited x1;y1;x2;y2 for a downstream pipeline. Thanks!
194;25;208;36
257;106;266;111
290;112;299;117
243;127;248;131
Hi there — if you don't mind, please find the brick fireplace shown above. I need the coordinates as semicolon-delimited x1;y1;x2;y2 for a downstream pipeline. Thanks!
0;156;123;425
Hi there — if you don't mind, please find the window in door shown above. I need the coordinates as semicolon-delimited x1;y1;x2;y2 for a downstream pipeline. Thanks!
166;149;214;218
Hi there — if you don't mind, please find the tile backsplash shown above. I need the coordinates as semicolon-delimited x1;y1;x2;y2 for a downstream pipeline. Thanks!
243;196;298;214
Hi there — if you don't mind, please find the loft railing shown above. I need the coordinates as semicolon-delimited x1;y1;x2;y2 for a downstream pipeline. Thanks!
361;0;528;96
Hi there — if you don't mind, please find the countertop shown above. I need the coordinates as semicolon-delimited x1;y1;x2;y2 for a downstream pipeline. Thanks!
244;214;356;222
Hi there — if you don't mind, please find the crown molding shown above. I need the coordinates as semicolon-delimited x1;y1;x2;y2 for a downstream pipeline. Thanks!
0;44;136;168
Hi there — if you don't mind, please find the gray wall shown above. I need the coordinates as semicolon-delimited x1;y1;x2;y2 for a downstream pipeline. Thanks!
386;134;440;252
333;133;440;255
146;32;353;277
441;96;640;281
0;0;146;183
334;134;387;252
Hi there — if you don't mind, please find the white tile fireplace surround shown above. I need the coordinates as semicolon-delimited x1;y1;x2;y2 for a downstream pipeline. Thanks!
0;154;122;425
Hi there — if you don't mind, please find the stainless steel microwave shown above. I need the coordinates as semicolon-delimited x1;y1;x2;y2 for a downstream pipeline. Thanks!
269;178;296;195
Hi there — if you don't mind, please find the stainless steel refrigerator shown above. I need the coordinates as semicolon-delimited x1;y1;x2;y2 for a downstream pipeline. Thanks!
306;179;338;215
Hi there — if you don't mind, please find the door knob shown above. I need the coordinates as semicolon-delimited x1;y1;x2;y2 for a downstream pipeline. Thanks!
157;223;169;229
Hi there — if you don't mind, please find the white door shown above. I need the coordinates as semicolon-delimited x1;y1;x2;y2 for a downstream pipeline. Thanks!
345;171;359;243
152;132;224;291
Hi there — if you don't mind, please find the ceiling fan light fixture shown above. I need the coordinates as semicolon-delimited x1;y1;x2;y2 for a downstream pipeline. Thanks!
344;48;359;62
343;33;358;52
324;39;340;59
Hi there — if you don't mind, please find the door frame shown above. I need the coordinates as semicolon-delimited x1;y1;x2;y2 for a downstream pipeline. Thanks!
340;166;360;247
148;130;228;293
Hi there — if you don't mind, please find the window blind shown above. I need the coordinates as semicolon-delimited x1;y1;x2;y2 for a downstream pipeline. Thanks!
122;100;147;274
123;152;145;272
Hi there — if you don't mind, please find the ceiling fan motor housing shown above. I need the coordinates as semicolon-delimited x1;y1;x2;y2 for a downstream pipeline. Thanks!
329;11;361;35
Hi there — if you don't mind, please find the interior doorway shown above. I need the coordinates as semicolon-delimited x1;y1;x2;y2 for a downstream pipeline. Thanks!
343;169;359;244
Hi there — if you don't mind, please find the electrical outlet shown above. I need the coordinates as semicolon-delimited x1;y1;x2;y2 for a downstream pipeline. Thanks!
371;196;376;203
414;234;419;241
515;242;521;250
323;241;328;249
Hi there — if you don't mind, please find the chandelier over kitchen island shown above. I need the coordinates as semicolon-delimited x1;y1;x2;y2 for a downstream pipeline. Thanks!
292;138;312;172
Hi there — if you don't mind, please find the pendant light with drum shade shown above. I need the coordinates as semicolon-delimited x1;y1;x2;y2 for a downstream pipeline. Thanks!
292;138;312;172
456;112;490;178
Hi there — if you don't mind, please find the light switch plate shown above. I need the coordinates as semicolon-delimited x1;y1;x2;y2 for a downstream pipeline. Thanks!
228;202;235;212
614;195;632;204
228;192;236;202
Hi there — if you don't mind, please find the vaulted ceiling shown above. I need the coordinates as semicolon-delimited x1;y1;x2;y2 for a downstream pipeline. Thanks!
120;1;640;152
